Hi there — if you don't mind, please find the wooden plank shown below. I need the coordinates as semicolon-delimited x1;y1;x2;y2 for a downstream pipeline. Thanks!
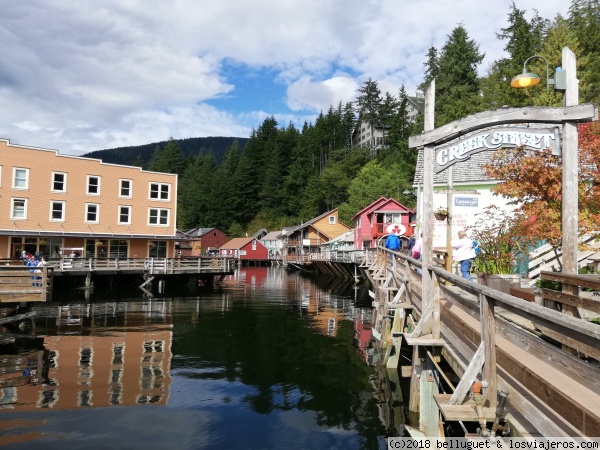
541;272;600;291
0;311;36;325
480;293;497;408
404;334;445;346
494;314;600;396
448;342;484;405
434;394;496;421
541;287;600;312
540;327;600;361
408;104;596;148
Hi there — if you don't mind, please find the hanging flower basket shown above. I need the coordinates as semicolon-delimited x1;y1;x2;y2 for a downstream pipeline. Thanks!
434;208;448;221
95;241;104;247
147;242;156;248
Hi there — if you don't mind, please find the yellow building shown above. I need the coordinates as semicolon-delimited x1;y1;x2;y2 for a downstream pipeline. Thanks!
0;139;178;259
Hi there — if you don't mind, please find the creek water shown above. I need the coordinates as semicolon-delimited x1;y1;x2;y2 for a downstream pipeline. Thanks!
0;266;403;449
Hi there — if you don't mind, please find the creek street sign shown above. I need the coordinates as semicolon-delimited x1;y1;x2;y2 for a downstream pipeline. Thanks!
435;126;559;173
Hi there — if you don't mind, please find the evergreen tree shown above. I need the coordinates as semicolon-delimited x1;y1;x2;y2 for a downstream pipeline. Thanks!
481;3;549;108
435;25;485;126
419;46;439;93
355;78;383;151
568;0;600;104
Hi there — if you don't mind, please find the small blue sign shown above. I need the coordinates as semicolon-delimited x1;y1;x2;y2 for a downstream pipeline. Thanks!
455;197;478;207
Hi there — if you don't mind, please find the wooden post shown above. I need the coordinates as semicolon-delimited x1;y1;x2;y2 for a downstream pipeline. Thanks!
446;167;453;275
421;80;435;325
479;293;497;408
420;354;441;437
561;47;581;324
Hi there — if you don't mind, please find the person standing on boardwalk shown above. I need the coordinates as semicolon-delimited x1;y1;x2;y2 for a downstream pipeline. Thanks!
385;233;400;252
452;229;476;281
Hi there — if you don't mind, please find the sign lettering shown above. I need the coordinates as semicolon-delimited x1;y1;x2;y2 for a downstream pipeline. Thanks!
435;127;558;172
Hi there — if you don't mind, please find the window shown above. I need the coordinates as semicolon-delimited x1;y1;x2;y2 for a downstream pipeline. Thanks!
50;201;65;221
109;240;128;259
52;172;67;192
87;176;100;195
148;208;169;226
119;179;132;198
118;206;131;225
149;182;170;201
252;240;257;250
13;168;29;189
148;241;167;258
11;198;27;219
85;203;99;223
329;216;336;224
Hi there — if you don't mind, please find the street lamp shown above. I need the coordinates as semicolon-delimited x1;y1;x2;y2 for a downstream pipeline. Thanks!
510;55;567;93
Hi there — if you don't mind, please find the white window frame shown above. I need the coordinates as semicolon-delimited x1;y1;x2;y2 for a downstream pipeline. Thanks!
12;167;29;190
118;205;131;225
50;200;66;221
11;198;27;220
149;182;170;201
119;179;132;198
0;165;3;187
86;175;101;195
51;172;67;193
85;203;100;224
148;208;169;226
329;215;336;224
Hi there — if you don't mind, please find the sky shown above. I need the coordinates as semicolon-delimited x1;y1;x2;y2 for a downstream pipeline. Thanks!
1;0;570;156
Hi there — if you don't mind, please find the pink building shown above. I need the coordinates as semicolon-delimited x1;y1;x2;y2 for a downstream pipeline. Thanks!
351;197;414;250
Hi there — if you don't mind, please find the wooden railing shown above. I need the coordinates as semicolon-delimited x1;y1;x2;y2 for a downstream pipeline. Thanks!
0;257;236;275
371;246;600;437
0;266;53;303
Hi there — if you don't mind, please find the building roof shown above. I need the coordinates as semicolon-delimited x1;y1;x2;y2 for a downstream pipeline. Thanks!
320;230;354;246
260;231;282;241
220;237;261;250
351;197;413;221
177;227;223;239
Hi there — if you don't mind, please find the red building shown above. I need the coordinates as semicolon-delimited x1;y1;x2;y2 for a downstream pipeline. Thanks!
175;227;229;257
219;237;269;261
351;197;414;250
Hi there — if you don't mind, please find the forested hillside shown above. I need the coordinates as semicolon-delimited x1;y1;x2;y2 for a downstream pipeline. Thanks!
99;1;600;238
83;136;249;166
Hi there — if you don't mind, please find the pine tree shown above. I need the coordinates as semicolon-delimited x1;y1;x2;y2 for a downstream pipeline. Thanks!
435;25;485;126
568;0;600;104
481;3;549;108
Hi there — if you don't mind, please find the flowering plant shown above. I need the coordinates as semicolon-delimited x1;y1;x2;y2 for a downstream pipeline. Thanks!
147;242;156;247
435;207;448;216
468;206;533;275
95;241;104;247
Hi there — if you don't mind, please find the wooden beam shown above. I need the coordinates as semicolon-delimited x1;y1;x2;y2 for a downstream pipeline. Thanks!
408;104;596;148
434;394;496;421
480;293;497;408
448;342;484;405
541;287;600;312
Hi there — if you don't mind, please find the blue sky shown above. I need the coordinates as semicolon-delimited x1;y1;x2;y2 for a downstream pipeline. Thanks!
0;0;570;155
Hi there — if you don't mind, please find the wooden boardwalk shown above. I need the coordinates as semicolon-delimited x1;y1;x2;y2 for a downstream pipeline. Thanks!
0;257;236;304
364;246;600;438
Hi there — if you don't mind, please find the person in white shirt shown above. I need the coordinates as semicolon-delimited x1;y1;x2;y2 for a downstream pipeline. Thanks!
452;230;475;281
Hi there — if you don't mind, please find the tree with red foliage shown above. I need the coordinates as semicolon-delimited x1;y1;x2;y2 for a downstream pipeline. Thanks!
482;122;600;247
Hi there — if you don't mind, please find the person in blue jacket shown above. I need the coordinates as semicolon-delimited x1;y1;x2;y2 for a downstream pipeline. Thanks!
385;233;400;251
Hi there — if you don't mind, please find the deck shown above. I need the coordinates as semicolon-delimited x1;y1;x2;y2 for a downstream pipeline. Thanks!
0;257;236;303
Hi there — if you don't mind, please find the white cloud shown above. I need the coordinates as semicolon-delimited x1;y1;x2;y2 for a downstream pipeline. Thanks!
0;0;570;155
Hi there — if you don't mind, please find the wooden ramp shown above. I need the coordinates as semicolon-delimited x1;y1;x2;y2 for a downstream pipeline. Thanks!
367;247;600;438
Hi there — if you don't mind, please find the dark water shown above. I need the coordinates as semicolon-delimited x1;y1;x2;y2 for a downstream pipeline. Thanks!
0;266;400;449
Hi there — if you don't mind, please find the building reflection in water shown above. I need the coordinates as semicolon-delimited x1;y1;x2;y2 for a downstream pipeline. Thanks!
0;304;173;413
